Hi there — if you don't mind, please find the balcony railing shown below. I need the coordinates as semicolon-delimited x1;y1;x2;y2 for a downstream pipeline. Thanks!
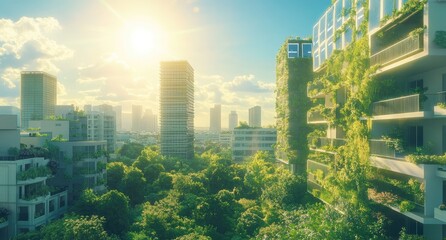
307;110;326;123
372;94;420;116
311;137;346;150
372;91;446;116
370;139;397;158
370;34;423;67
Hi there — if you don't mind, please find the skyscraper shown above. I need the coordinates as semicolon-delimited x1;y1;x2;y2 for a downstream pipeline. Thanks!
20;71;57;129
160;61;194;159
228;111;238;130
132;105;143;132
209;104;221;133
248;106;261;127
113;105;122;131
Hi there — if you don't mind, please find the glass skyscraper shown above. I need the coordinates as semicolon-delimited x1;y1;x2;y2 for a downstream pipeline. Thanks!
159;61;194;160
20;71;57;129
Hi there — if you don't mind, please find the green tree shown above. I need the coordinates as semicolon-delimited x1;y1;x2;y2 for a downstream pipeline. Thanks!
122;167;147;205
39;215;111;240
118;142;144;159
97;190;131;235
236;206;265;238
106;162;127;191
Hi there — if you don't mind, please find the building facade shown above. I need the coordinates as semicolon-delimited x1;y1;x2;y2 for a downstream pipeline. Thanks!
248;106;261;127
21;71;57;130
84;105;116;153
160;61;194;160
0;106;20;128
210;104;221;133
228;111;238;130
275;38;313;174
308;1;446;239
232;127;276;161
0;115;67;239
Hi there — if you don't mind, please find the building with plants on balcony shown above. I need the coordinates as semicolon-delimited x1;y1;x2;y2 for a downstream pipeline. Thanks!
307;0;446;239
275;37;313;175
19;115;108;203
0;115;68;239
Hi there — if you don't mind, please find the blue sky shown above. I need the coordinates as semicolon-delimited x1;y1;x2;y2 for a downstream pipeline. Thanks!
0;0;331;128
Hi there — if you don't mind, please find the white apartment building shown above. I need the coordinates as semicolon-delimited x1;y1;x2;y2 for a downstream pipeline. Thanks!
232;127;276;161
308;0;446;239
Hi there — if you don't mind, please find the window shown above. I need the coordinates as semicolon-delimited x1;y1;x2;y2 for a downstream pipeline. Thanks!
49;199;55;212
408;126;423;148
288;43;299;58
35;203;45;219
59;196;66;208
409;79;424;92
302;43;312;58
18;206;29;221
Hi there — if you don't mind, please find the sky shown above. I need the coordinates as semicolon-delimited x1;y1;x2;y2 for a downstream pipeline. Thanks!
0;0;331;129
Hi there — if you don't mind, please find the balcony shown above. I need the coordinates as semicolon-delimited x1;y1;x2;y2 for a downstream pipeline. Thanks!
310;137;346;152
372;94;420;116
307;82;325;98
370;139;400;159
372;92;446;119
370;34;423;67
307;110;328;124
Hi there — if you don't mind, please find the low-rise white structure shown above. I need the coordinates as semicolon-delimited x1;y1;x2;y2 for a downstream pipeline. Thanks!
232;127;276;161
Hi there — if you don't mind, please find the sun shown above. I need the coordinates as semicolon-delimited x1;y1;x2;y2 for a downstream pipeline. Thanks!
130;27;156;55
122;21;165;58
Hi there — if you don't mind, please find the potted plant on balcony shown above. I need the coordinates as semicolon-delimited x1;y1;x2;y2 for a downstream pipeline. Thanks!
0;207;10;224
439;203;446;211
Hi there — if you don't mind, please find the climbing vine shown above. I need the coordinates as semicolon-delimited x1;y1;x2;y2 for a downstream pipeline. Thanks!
275;39;313;176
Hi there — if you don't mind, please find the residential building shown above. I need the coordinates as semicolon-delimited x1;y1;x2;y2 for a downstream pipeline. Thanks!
0;115;20;158
29;120;69;140
232;127;276;161
0;106;20;128
209;104;221;133
228;111;238;131
160;61;194;159
84;105;116;153
132;105;143;132
248;106;261;127
308;1;446;239
0;115;68;239
275;37;313;174
51;140;107;202
21;71;57;130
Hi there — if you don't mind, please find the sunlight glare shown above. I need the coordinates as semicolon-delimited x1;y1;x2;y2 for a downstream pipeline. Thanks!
130;27;155;55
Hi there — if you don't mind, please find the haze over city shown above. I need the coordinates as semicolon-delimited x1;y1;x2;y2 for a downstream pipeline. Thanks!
0;0;330;128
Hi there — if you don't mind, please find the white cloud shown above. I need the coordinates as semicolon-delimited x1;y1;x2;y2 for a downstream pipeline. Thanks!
1;67;21;88
0;17;73;92
193;7;200;13
57;82;67;97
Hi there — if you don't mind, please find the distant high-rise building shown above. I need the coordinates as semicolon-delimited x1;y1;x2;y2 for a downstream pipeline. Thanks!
132;105;143;132
113;106;122;131
228;111;238;130
142;109;158;133
249;106;261;127
160;61;194;159
209;104;221;133
21;71;57;129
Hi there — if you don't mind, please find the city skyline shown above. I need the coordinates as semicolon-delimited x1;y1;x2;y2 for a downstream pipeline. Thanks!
0;0;331;128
